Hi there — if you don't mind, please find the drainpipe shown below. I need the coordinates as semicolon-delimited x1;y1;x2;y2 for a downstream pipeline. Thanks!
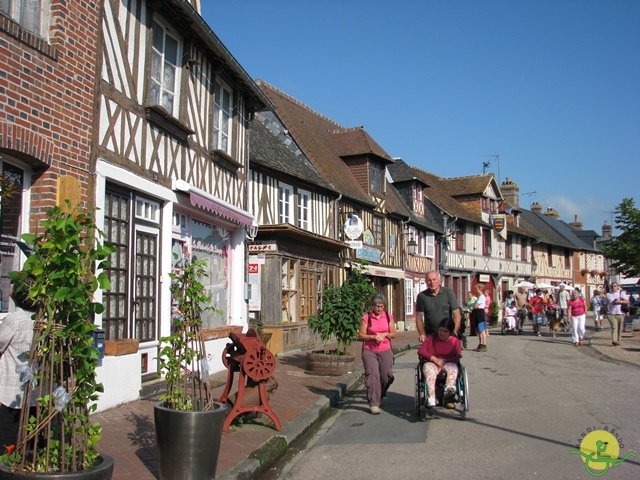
401;217;410;332
334;193;343;242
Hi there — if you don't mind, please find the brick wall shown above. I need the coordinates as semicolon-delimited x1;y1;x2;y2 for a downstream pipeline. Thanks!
0;1;100;224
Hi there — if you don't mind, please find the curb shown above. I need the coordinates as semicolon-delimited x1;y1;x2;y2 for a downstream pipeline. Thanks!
216;342;415;480
585;334;640;369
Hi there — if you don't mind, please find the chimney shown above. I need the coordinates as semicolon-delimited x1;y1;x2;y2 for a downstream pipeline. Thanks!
602;222;612;238
543;207;561;220
569;214;583;230
500;177;520;208
531;202;542;213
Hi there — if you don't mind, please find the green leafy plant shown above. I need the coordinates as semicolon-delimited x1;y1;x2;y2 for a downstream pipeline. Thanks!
1;203;114;473
158;254;213;411
489;300;500;318
308;261;376;355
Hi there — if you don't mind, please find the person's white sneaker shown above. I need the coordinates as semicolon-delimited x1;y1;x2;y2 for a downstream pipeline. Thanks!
370;405;381;415
427;396;436;407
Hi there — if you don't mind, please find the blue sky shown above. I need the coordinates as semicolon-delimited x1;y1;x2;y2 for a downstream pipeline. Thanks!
203;0;640;234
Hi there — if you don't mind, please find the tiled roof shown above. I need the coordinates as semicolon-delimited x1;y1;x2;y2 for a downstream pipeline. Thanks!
389;159;533;238
439;174;494;197
330;128;394;162
535;214;599;252
257;80;375;207
519;210;576;249
389;160;482;224
250;113;334;190
385;183;443;233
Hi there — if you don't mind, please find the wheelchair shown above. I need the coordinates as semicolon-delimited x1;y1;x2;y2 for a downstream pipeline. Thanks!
414;358;469;420
501;315;519;335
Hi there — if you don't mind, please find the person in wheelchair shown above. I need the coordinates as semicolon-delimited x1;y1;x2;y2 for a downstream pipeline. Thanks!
417;317;461;408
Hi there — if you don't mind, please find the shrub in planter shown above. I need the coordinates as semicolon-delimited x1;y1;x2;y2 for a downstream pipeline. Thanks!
489;300;500;325
154;254;227;480
0;204;115;475
308;261;376;355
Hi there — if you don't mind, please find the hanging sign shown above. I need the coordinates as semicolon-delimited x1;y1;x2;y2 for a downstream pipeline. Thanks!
491;214;507;240
344;214;363;240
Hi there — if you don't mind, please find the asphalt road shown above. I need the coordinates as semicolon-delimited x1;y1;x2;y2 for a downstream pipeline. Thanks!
268;331;640;480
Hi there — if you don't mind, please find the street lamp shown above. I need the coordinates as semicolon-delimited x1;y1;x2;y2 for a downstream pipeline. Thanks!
407;236;418;256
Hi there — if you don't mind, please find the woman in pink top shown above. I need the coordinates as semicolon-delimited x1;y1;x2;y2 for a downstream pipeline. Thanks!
568;289;587;346
418;318;461;408
358;293;396;415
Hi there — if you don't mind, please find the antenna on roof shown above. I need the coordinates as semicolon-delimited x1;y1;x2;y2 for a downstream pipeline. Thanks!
482;152;500;184
604;209;616;227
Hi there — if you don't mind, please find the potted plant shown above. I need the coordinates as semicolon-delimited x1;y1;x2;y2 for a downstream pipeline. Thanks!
307;261;376;375
153;254;227;480
489;300;500;327
0;204;115;479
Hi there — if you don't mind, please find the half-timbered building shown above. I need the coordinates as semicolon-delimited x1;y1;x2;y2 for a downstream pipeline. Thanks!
1;1;100;317
92;0;269;408
389;162;538;319
385;160;443;330
248;111;345;354
257;81;413;325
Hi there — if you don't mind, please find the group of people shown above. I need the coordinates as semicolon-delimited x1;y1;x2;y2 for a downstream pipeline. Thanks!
359;270;464;414
358;272;634;415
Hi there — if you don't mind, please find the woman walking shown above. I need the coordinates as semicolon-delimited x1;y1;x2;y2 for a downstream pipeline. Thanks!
358;293;396;414
569;289;587;346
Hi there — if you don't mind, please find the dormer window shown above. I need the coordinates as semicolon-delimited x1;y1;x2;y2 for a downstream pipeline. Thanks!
370;162;382;195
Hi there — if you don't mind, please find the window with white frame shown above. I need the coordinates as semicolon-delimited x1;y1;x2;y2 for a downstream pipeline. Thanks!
150;19;181;116
0;0;49;37
213;79;233;154
279;183;293;224
297;189;310;230
404;279;414;315
424;231;435;258
136;197;161;223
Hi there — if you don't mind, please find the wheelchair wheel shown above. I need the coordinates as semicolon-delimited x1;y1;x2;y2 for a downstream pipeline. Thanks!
414;365;422;417
500;321;506;335
458;365;469;419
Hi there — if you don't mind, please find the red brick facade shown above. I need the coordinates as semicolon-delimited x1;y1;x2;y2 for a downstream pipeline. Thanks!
0;1;100;223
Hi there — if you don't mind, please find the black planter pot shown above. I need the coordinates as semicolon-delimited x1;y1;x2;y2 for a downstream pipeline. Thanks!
0;454;114;480
154;401;227;480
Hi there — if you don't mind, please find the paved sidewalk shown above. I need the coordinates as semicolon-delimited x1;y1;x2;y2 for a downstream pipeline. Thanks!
93;330;419;480
94;320;639;480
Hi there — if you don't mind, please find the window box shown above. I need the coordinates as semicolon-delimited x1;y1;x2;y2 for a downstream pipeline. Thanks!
105;339;140;357
210;149;243;172
199;325;243;342
145;105;194;141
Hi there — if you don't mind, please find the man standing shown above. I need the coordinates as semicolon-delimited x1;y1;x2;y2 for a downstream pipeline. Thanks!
416;271;461;342
557;283;570;331
515;287;529;332
605;283;629;346
529;289;546;336
590;290;604;332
